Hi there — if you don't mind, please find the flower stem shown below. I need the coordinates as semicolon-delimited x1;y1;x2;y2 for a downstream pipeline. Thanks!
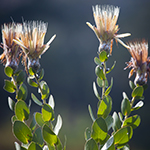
34;73;46;104
102;61;106;100
12;75;19;99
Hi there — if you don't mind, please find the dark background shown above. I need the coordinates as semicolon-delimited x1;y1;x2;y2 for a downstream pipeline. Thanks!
0;0;150;149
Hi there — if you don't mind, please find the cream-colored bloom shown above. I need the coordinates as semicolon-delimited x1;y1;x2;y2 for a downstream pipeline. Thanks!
14;21;56;72
0;23;22;70
124;40;150;85
86;5;130;54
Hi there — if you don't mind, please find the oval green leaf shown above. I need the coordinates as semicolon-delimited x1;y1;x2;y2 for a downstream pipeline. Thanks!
94;57;102;66
31;93;43;106
132;101;144;111
16;71;26;85
91;117;108;143
112;112;121;132
8;97;15;111
132;86;144;98
13;121;32;144
99;51;108;62
93;82;101;101
123;115;141;129
101;136;114;150
42;104;54;122
32;128;44;147
28;142;42;150
85;127;91;141
35;112;45;127
84;138;98;150
95;66;105;80
114;126;133;147
15;100;30;121
97;95;112;118
27;77;38;87
17;84;28;101
88;104;95;122
4;66;13;77
4;80;16;93
39;69;44;80
39;81;50;100
42;124;58;146
121;98;131;116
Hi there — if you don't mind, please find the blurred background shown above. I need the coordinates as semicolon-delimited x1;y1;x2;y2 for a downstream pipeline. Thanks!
0;0;150;149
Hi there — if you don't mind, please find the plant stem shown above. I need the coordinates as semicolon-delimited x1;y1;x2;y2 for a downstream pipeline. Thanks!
130;96;136;108
34;73;46;104
12;75;19;98
102;61;106;100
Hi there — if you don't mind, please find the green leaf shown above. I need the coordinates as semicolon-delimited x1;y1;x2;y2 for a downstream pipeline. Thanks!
30;113;37;131
8;97;15;111
120;144;130;150
84;138;98;150
16;71;26;85
105;116;113;131
101;136;114;150
13;121;32;144
42;124;58;146
121;98;131;116
14;142;27;150
132;86;144;98
35;112;45;127
106;61;116;74
4;66;13;77
39;69;44;80
48;95;55;109
129;80;135;90
123;115;141;129
17;84;28;101
32;128;44;147
131;101;144;111
54;115;62;135
27;77;38;87
43;145;49;150
88;105;95;122
93;82;101;100
122;92;129;100
91;117;108;143
112;112;122;132
105;78;113;96
85;127;91;141
42;104;54;122
39;81;50;100
97;77;108;88
28;142;42;150
15;100;30;121
94;57;102;66
97;95;112;118
11;115;18;124
4;80;16;93
118;112;123;122
31;93;43;106
95;66;105;80
99;51;108;62
28;67;36;76
56;137;63;150
114;126;133;148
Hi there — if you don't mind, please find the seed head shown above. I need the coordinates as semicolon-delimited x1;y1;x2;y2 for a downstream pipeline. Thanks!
124;40;150;85
86;5;130;54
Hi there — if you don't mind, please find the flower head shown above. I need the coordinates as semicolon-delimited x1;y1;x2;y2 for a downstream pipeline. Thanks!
14;21;56;72
86;5;130;54
0;23;22;71
124;40;150;85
